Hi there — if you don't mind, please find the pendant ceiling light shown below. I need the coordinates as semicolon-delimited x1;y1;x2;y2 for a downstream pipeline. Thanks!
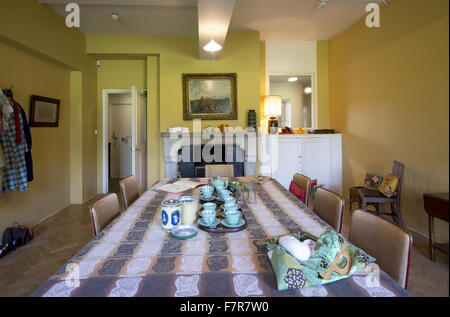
203;39;222;52
203;27;222;52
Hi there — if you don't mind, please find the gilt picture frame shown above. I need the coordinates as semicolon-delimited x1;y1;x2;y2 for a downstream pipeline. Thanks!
182;73;237;120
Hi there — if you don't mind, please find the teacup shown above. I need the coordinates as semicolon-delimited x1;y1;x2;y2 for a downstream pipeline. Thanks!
225;210;241;226
223;196;236;204
201;210;217;225
202;202;217;211
220;190;232;200
201;185;214;199
223;201;238;210
223;204;239;213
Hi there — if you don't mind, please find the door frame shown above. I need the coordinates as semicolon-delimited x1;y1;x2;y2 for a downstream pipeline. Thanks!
102;89;132;194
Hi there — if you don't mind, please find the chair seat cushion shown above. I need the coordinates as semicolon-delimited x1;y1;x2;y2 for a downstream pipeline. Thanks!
360;187;396;200
360;187;385;198
289;181;306;203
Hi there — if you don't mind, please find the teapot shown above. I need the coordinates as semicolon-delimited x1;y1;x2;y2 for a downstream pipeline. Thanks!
211;176;228;189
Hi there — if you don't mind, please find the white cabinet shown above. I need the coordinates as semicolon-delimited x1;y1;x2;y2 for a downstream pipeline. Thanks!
272;138;302;189
260;134;342;194
301;136;331;189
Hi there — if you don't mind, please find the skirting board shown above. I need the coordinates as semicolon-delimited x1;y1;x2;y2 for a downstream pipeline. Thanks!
31;193;99;229
31;202;71;229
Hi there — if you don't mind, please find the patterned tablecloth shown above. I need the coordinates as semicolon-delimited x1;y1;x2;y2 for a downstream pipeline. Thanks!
32;178;410;297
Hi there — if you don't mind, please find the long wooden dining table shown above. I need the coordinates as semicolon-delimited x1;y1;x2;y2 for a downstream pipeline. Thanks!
32;178;410;297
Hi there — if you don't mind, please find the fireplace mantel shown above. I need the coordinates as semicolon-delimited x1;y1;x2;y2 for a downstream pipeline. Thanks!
161;132;258;178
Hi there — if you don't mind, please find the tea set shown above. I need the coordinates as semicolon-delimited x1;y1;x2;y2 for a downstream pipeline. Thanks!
164;176;246;239
198;176;245;228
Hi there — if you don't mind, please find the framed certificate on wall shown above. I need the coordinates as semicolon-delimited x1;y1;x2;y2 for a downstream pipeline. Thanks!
29;95;60;127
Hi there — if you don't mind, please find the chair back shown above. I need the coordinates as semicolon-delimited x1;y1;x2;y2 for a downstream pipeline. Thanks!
119;175;140;210
205;164;235;178
293;173;311;206
89;194;121;236
313;187;345;232
349;210;412;289
392;160;405;200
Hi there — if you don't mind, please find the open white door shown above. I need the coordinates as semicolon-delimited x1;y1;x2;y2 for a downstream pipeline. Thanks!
131;86;148;193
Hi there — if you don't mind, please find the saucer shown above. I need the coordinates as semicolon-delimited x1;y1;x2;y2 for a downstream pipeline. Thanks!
198;217;221;228
171;225;198;240
221;218;245;228
199;194;216;202
221;205;241;210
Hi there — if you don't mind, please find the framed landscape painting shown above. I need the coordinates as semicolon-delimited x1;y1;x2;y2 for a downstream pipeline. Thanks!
182;73;237;120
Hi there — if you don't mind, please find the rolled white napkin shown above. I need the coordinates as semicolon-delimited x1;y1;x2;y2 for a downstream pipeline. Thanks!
279;235;312;262
303;239;317;257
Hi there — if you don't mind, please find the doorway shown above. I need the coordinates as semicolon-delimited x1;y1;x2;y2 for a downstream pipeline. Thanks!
102;87;148;195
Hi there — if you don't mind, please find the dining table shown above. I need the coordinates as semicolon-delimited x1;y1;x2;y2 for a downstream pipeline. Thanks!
32;178;410;297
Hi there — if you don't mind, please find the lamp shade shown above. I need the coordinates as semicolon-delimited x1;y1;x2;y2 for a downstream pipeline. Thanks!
203;40;222;52
264;95;282;117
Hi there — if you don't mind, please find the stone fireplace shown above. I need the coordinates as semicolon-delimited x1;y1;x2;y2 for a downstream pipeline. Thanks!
161;132;257;178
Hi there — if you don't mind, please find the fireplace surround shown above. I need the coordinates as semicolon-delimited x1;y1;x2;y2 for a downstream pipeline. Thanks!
161;132;257;178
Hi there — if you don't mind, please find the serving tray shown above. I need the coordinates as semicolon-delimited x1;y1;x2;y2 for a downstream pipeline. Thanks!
197;186;247;233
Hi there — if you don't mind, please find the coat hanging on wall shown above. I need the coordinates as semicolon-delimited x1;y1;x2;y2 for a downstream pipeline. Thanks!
0;88;31;192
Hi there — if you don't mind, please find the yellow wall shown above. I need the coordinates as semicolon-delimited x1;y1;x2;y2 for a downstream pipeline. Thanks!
96;59;147;191
0;41;71;231
147;56;162;185
82;66;98;201
70;71;83;203
86;32;260;182
259;41;267;128
86;32;260;131
0;0;97;233
316;41;330;129
329;0;449;242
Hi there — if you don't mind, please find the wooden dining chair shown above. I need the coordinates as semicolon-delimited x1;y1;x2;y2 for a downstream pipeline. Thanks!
119;175;140;210
205;164;235;178
312;187;345;233
358;161;405;225
89;193;121;236
349;209;413;289
292;173;312;206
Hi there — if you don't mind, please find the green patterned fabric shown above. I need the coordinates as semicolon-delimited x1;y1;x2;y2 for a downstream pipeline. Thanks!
260;230;376;291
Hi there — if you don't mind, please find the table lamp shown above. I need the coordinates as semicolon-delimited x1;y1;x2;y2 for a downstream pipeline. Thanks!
264;95;282;133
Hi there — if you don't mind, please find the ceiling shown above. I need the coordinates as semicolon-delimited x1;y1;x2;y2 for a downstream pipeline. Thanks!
270;75;312;84
40;0;376;41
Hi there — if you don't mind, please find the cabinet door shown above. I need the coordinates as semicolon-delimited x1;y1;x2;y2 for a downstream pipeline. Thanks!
300;137;332;188
272;138;301;189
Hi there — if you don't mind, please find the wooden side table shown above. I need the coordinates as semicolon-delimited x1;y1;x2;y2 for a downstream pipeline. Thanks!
423;193;449;261
349;186;363;211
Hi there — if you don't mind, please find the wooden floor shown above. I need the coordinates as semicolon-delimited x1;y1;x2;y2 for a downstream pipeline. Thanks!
0;196;448;297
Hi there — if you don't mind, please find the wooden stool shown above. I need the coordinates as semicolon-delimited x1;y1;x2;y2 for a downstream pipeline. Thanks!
423;193;449;261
